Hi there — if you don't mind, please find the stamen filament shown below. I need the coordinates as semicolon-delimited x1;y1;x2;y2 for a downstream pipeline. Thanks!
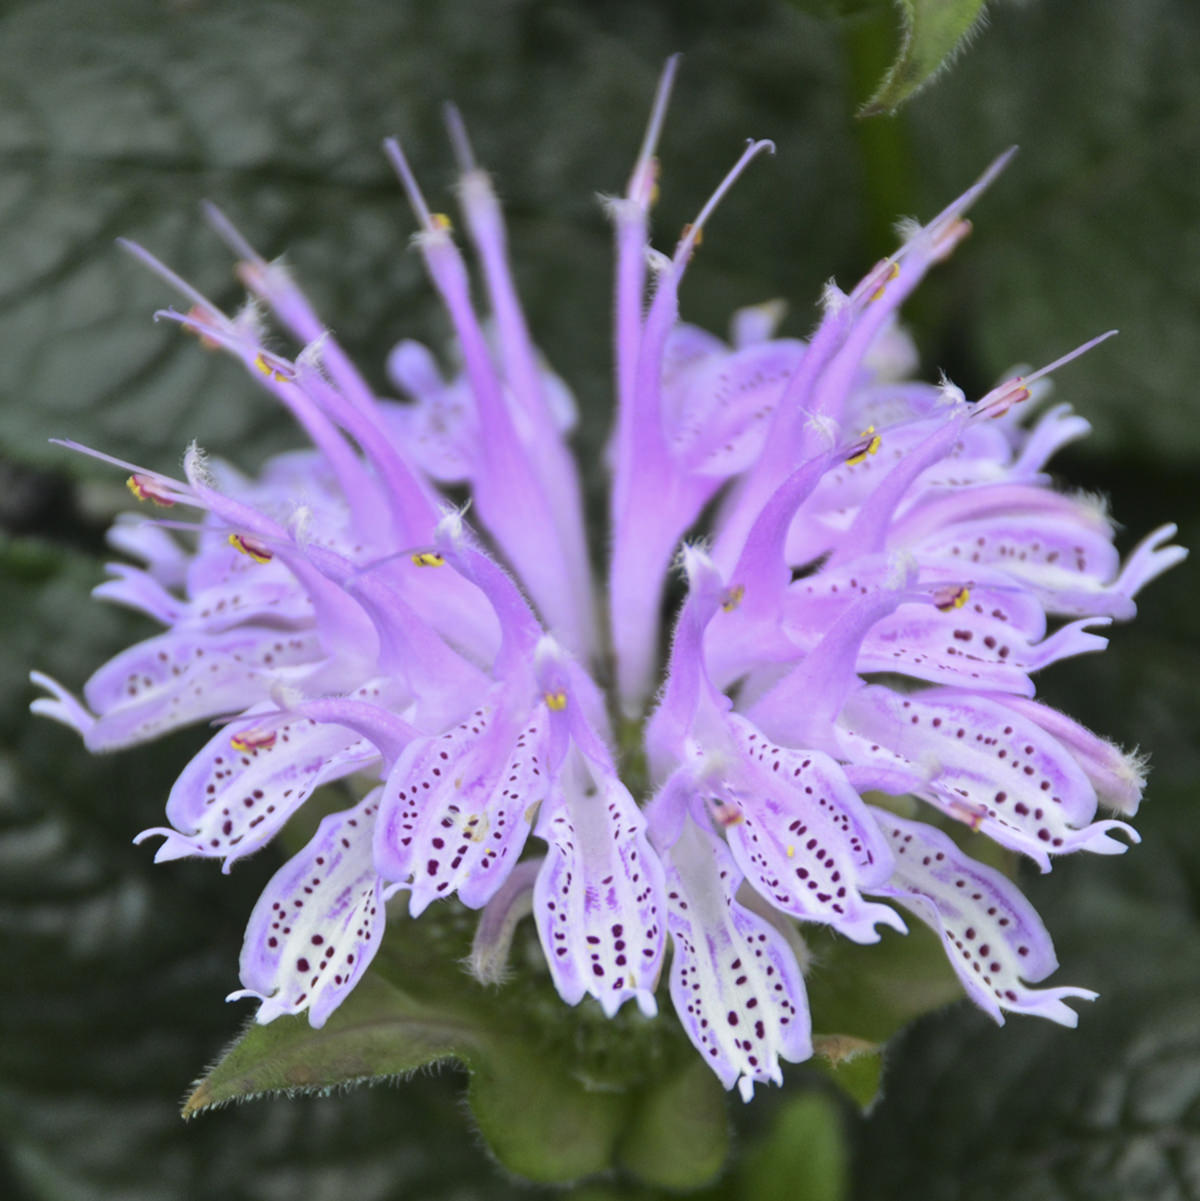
628;54;680;205
672;138;775;269
443;102;478;173
50;439;193;502
1024;329;1118;387
895;145;1018;264
116;239;228;324
382;137;439;234
200;201;262;264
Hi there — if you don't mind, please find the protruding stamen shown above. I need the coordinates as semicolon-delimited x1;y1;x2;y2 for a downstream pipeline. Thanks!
53;440;194;506
720;584;745;613
673;139;776;268
156;307;256;362
628;54;681;206
253;352;296;383
410;550;446;568
677;221;703;262
977;378;1032;420
126;474;176;507
544;689;568;712
117;238;227;324
844;425;882;465
230;729;278;753
228;533;273;563
382;137;440;234
932;584;971;612
867;262;900;302
931;217;972;259
899;145;1018;264
976;330;1118;421
1024;329;1119;386
201;201;263;264
443;102;478;173
183;304;225;350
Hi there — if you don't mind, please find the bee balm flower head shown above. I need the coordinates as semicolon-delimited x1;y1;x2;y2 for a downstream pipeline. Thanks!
32;58;1184;1104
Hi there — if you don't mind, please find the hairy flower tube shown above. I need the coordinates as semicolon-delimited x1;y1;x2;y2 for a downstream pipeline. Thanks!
32;61;1184;1103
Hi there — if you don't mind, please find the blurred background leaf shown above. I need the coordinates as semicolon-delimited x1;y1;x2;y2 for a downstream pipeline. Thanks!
3;0;1199;1198
862;0;991;115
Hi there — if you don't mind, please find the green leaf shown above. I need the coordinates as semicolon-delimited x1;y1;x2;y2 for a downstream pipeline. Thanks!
739;1092;849;1201
904;0;1200;463
466;1037;629;1185
616;1057;731;1190
182;972;471;1116
184;896;737;1186
858;885;1200;1200
807;918;962;1045
862;1;990;115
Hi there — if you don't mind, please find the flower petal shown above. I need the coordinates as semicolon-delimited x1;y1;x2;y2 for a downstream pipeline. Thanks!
107;517;189;587
664;337;806;477
534;751;666;1017
81;626;323;750
840;685;1137;868
138;688;401;870
870;809;1097;1026
998;696;1148;817
719;715;904;942
657;805;812;1100
231;789;390;1028
853;599;1069;696
374;699;547;913
93;563;185;625
385;340;478;483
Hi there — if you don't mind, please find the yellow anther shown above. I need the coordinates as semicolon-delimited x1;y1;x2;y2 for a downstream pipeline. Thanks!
126;474;175;508
544;689;568;712
845;425;882;466
228;533;273;564
868;261;900;302
713;802;744;828
252;353;293;383
432;212;453;232
934;585;971;612
786;844;795;859
410;551;446;568
681;221;703;248
231;729;277;753
721;584;745;613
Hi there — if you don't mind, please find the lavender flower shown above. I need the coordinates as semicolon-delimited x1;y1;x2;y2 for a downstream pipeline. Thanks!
31;60;1183;1103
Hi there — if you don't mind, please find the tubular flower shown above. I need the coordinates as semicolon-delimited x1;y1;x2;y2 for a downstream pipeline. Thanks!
32;60;1183;1104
